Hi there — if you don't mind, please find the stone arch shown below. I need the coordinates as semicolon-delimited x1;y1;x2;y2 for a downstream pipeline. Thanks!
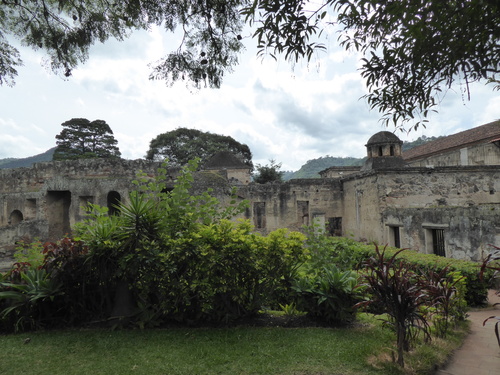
107;191;121;216
9;210;23;225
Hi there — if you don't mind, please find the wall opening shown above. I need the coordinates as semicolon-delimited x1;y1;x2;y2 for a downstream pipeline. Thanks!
390;145;395;156
432;229;446;256
327;217;342;236
46;191;72;239
107;191;121;216
79;196;94;215
313;214;326;234
391;226;401;248
378;146;383;156
424;226;446;257
253;202;266;229
25;199;37;220
9;210;23;225
297;201;309;226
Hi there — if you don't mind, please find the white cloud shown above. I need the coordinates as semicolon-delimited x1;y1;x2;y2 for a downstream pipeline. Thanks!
1;28;499;171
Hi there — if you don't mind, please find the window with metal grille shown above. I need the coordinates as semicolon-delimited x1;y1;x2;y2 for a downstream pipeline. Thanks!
432;229;446;257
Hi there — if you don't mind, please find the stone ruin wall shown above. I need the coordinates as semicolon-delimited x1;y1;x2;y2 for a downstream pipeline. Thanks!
0;159;163;269
236;179;345;235
1;157;499;270
342;166;500;261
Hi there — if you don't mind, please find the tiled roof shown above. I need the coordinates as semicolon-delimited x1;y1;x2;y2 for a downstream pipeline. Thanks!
403;120;500;161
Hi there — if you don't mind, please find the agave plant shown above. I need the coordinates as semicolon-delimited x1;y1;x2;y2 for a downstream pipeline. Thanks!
0;268;62;332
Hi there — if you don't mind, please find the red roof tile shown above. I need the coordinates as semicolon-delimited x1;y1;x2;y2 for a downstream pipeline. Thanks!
403;120;500;161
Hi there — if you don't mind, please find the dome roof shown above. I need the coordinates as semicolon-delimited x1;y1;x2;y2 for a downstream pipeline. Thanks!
366;131;402;146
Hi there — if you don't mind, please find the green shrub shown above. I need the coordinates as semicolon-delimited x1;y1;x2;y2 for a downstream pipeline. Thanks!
292;266;360;325
13;239;45;268
423;269;468;337
26;160;307;328
303;228;366;271
327;237;491;306
0;267;63;332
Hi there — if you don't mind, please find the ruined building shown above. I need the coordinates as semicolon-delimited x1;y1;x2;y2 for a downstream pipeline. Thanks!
1;121;499;270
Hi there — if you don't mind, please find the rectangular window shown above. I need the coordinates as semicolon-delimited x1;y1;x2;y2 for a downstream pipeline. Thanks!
424;225;447;257
25;198;37;220
392;226;401;248
328;217;342;236
297;201;309;226
432;229;446;257
253;202;266;229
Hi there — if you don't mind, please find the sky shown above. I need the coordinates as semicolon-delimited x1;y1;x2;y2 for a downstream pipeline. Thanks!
1;26;499;171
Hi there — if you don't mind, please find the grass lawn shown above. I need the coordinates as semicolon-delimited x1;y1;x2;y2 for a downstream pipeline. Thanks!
0;314;467;375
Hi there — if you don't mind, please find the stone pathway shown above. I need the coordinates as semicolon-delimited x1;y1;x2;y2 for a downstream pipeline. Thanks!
435;290;500;375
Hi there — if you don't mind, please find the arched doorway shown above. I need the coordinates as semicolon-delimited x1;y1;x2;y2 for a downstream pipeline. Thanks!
9;210;23;225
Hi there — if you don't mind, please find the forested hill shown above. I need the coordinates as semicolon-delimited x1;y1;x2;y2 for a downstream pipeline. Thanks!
285;156;365;180
0;148;56;169
402;135;442;151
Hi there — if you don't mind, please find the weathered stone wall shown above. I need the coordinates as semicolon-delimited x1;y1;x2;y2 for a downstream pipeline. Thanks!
407;143;500;167
0;220;49;270
383;205;499;261
319;166;361;179
1;156;499;271
341;173;385;242
342;166;500;260
236;179;344;234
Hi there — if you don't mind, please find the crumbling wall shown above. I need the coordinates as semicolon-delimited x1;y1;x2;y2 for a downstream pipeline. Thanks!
236;179;344;234
342;166;500;260
383;205;499;261
0;220;49;271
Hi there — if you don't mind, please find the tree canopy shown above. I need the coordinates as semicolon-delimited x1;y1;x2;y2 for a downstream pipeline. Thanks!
146;127;253;168
1;0;498;129
0;0;244;88
53;118;121;160
253;159;284;184
243;0;499;129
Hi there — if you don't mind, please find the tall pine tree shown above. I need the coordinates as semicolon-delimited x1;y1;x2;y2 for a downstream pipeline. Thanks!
53;118;121;160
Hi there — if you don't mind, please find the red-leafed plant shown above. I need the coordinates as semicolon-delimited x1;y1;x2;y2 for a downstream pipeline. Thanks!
356;245;433;367
423;267;468;338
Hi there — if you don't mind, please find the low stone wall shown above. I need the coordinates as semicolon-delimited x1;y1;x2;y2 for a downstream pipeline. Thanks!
0;219;49;272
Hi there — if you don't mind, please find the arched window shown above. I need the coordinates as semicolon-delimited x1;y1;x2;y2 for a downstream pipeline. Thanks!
378;146;383;156
107;191;121;216
390;145;395;156
9;210;23;225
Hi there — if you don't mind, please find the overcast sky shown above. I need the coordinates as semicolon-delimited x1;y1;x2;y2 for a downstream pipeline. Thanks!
1;27;499;171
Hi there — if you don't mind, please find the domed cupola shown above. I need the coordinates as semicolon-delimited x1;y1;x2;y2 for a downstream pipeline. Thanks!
361;131;407;171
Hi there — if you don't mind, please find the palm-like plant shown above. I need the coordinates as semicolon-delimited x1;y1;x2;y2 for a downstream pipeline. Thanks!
0;268;62;331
